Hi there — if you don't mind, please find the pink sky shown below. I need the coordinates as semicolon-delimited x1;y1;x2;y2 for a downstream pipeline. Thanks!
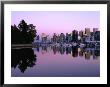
11;11;100;36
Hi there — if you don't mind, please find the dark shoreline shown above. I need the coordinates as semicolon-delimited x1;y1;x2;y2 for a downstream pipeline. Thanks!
12;44;33;47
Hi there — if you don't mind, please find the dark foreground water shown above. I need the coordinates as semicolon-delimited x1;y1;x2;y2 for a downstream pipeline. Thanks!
11;45;100;77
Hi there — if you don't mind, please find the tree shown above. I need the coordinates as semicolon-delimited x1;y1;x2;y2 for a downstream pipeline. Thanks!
11;24;21;44
11;20;37;44
27;24;36;42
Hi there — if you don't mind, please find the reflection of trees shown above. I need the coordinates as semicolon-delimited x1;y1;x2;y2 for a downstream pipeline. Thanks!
11;48;37;73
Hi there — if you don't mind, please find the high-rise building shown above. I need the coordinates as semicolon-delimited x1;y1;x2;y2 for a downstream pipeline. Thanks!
94;31;100;41
41;33;46;37
79;30;84;37
72;30;78;42
66;33;72;43
66;33;69;42
59;33;65;43
57;34;60;43
42;37;47;43
85;28;90;36
79;30;84;42
41;33;47;43
93;28;98;33
53;33;58;43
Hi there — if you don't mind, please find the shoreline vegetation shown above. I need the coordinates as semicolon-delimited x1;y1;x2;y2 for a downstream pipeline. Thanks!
11;20;36;44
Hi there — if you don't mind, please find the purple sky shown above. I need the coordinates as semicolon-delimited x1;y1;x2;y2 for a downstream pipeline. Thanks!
11;11;100;36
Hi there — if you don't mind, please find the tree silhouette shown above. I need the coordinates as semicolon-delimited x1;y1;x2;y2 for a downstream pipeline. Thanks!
11;20;36;44
11;25;21;44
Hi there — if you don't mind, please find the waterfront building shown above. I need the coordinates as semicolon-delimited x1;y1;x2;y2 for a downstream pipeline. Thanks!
90;32;95;41
53;33;58;43
85;35;91;42
66;33;72;43
72;30;78;42
94;31;100;41
42;36;47;43
79;30;84;37
66;33;68;43
57;34;60;43
79;30;84;42
41;33;47;43
85;28;90;36
59;33;65;43
68;33;72;42
93;28;98;33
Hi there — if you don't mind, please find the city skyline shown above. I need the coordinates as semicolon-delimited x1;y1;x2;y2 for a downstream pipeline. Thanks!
37;28;99;37
11;11;100;36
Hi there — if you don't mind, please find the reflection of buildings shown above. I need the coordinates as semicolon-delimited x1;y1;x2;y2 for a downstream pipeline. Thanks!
59;46;65;54
85;51;91;60
52;45;59;54
66;46;72;54
71;46;78;57
79;48;84;57
35;45;100;60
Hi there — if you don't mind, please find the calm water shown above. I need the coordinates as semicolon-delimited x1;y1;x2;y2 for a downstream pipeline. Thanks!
11;45;100;77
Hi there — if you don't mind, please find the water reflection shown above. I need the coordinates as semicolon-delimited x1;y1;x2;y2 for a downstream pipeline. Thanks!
11;48;37;73
34;45;100;60
11;45;100;74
